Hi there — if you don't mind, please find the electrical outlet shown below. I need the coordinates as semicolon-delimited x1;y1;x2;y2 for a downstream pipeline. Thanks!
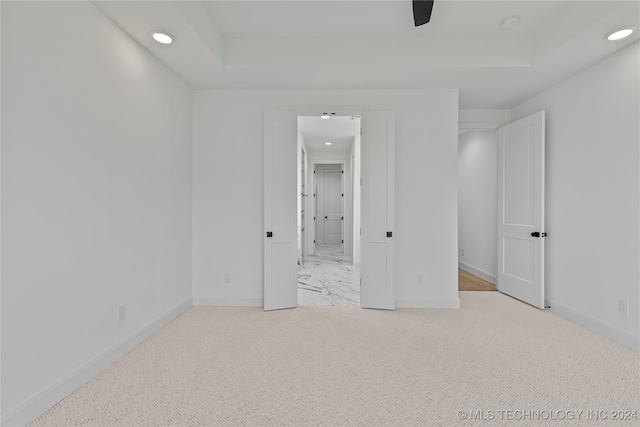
619;299;629;315
224;273;231;284
417;275;424;285
118;305;126;322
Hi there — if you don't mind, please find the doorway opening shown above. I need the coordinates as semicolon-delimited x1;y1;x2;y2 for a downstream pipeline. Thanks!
296;115;361;306
264;109;395;311
457;129;498;292
315;164;343;253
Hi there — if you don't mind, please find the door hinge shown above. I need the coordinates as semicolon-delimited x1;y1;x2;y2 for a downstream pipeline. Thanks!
360;228;362;236
341;217;344;220
314;239;316;243
342;240;344;243
342;193;344;197
360;127;363;135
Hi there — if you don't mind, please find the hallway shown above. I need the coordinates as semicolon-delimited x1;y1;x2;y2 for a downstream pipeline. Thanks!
298;247;359;307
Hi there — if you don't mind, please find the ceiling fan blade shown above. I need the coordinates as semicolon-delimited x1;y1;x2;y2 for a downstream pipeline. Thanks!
413;0;434;26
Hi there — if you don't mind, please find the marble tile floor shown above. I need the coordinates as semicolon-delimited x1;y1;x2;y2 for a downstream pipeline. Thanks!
298;250;360;307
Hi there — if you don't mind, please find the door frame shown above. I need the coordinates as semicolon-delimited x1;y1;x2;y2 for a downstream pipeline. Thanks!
295;106;366;263
309;160;349;256
265;105;395;310
456;112;545;308
457;112;511;288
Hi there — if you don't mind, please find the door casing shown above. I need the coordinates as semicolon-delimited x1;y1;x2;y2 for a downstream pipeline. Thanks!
312;162;347;253
264;107;395;309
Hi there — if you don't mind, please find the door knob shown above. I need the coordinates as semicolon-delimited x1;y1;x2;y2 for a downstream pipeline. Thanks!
531;232;547;238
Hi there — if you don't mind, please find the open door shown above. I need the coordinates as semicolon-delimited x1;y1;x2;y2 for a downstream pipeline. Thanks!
341;164;345;254
360;111;395;310
497;111;546;309
264;110;298;311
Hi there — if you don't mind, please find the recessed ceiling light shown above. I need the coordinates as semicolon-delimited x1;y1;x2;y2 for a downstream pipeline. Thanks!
321;114;330;119
152;31;173;44
325;142;332;145
606;27;635;41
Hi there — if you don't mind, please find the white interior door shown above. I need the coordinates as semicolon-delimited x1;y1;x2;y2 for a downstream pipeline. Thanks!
497;111;546;309
360;111;395;310
341;164;345;253
300;147;306;265
264;110;298;311
323;170;343;246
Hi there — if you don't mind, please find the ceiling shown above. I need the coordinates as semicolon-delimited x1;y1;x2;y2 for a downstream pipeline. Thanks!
94;0;639;110
299;115;360;153
202;1;571;38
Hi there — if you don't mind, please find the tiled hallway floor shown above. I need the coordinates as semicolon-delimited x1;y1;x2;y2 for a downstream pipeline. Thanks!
298;248;359;307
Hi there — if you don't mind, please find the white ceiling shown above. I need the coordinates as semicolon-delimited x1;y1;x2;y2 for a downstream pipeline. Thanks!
201;1;571;38
299;115;360;153
94;0;640;109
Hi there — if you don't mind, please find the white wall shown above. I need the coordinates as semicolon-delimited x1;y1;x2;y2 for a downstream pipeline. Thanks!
1;2;193;424
458;130;498;282
192;90;459;308
513;41;640;350
307;150;351;161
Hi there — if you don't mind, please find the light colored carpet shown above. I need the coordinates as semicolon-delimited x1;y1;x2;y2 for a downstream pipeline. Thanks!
30;292;639;426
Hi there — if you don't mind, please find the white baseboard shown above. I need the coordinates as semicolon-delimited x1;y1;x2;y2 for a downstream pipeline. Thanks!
1;297;192;427
193;296;263;306
458;261;496;284
395;297;460;309
193;296;460;309
546;298;640;352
